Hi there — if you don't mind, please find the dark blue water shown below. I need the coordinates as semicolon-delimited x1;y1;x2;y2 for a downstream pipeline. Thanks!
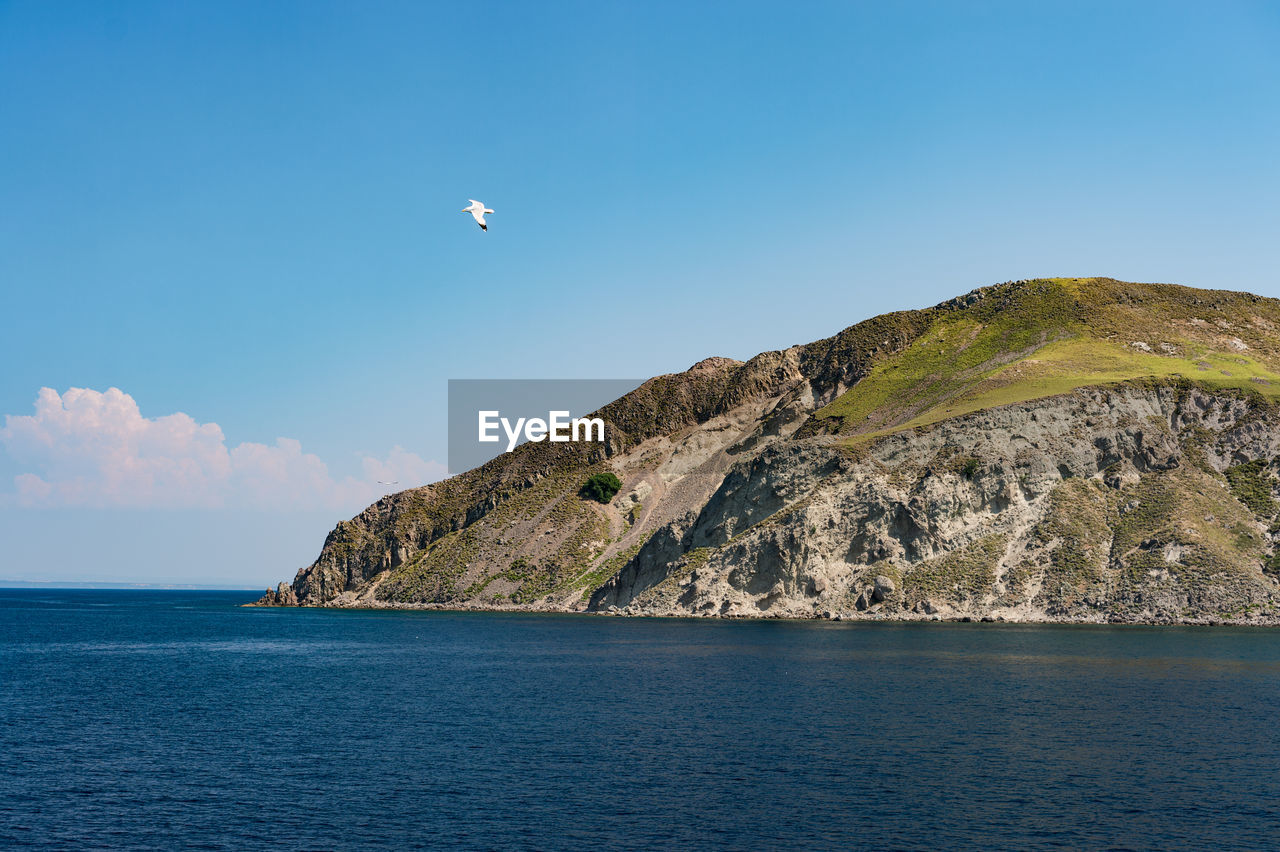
2;590;1279;850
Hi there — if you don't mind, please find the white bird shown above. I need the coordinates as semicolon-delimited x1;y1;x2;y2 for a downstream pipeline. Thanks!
377;480;398;486
462;199;494;231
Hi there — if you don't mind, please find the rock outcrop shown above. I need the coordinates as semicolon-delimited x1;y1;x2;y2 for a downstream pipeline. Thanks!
257;582;297;606
591;384;1280;623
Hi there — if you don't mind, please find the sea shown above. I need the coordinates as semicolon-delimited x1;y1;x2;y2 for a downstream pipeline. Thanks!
2;589;1278;850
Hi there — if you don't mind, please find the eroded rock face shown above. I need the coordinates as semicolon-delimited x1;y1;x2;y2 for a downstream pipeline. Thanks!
589;386;1280;623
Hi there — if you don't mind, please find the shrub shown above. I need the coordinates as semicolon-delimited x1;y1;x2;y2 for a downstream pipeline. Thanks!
581;472;622;504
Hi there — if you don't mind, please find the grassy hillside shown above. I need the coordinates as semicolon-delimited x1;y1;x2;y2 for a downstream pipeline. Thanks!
808;278;1280;441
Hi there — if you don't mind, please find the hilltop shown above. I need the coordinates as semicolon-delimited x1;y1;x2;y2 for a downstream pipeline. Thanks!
254;278;1280;624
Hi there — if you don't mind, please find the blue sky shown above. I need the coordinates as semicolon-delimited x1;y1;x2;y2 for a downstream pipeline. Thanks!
1;1;1277;585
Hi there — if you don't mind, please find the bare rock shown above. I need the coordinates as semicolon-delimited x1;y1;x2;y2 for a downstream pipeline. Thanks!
872;575;896;603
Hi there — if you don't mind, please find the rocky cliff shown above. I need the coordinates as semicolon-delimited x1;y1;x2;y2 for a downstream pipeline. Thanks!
252;278;1280;624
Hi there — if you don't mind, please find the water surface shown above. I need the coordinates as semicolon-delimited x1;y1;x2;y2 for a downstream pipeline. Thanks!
3;590;1278;849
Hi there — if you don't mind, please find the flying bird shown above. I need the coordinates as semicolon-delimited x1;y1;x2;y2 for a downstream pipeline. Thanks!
377;480;398;486
462;199;494;231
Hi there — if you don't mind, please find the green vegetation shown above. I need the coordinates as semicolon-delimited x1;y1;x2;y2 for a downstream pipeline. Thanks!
561;535;654;604
494;494;612;604
806;278;1280;444
1005;461;1274;617
581;472;623;503
373;466;607;604
683;546;713;573
1224;460;1277;517
1028;478;1112;608
900;534;1005;607
377;525;481;603
1104;464;1267;608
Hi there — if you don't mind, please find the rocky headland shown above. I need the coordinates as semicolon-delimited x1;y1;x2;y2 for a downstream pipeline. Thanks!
252;278;1280;624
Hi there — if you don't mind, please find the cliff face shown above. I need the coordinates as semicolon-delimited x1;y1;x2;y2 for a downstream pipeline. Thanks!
594;385;1280;623
253;279;1280;624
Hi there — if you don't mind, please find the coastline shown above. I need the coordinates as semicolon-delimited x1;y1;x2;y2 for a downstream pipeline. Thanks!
242;598;1280;626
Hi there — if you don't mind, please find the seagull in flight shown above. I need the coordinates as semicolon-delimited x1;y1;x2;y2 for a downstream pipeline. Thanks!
377;480;398;486
462;199;494;231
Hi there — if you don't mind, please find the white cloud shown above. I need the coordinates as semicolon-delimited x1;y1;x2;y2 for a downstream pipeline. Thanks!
0;387;447;511
360;444;448;487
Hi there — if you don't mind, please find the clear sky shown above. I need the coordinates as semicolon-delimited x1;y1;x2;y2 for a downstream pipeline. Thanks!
1;1;1277;585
